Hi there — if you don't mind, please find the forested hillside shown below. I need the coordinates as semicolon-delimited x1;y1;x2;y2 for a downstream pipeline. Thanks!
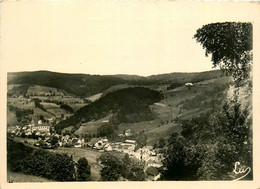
55;87;161;133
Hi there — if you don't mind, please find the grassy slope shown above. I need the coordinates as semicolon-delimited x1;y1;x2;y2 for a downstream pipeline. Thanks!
143;76;233;145
7;171;53;183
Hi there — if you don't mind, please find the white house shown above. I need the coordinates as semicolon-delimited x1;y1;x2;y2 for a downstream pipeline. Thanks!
104;144;113;151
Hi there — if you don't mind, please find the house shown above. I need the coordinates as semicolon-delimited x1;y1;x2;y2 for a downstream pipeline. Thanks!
146;166;159;177
125;129;133;137
146;159;162;168
74;144;81;148
35;131;41;136
104;144;113;151
185;83;194;90
185;82;193;87
125;139;136;144
74;138;85;148
110;144;119;151
87;138;100;147
94;140;104;150
22;126;27;130
31;125;50;133
25;131;32;136
120;140;136;152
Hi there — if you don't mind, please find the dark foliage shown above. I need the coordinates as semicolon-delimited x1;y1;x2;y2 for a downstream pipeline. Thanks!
99;153;123;181
135;134;148;150
8;71;130;97
7;84;30;97
7;139;33;172
160;134;202;180
8;105;34;123
60;104;74;113
97;123;115;138
161;100;252;180
7;139;76;181
99;152;146;181
32;98;47;112
76;157;91;181
194;22;252;84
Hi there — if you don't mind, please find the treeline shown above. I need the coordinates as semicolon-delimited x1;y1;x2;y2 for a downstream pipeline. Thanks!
55;87;161;133
32;98;47;112
7;139;91;181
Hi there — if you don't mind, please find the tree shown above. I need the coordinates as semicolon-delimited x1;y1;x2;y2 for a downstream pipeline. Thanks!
126;159;146;181
160;134;201;180
99;153;122;181
50;136;59;146
97;123;115;138
136;134;147;149
32;131;37;139
158;138;166;148
192;21;253;180
76;157;91;181
21;132;26;138
194;22;252;84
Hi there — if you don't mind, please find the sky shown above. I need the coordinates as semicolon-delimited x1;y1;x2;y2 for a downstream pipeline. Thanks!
1;1;258;76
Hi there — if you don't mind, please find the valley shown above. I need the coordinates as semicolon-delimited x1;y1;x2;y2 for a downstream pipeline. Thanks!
6;70;233;182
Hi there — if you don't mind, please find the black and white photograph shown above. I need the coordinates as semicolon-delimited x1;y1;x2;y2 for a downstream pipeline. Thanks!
0;1;260;188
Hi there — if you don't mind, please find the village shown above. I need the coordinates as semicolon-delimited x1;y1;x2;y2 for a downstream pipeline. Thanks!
7;118;164;180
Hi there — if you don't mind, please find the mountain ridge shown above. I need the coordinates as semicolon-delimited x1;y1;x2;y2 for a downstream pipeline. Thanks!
8;70;223;97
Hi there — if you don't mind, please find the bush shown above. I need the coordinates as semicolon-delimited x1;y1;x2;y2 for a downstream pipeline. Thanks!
7;139;76;181
76;157;91;181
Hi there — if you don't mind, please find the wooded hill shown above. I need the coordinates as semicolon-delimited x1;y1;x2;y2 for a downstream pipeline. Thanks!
55;87;161;133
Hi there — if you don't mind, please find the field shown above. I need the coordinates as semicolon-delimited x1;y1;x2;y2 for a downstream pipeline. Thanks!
7;171;53;183
86;93;103;102
74;115;112;137
7;110;20;126
117;120;160;135
7;84;89;126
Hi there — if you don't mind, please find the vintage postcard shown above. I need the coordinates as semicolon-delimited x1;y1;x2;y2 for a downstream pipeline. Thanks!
0;1;260;189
